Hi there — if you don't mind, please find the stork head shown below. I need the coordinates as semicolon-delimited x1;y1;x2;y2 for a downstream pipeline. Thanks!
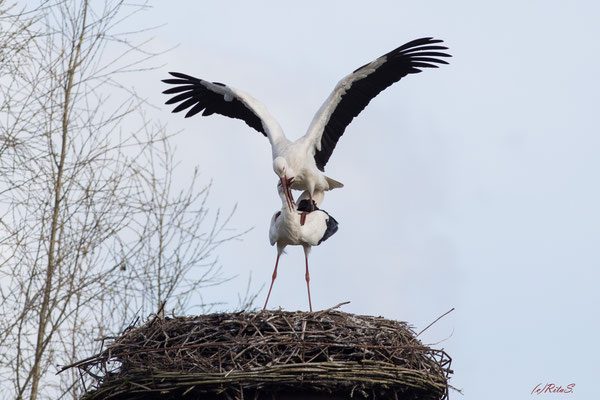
273;157;295;211
272;157;288;179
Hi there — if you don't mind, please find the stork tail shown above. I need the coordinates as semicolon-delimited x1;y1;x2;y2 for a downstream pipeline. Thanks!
325;175;344;189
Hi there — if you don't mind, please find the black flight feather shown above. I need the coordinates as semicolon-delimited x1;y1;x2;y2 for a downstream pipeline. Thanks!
318;213;339;245
162;72;267;136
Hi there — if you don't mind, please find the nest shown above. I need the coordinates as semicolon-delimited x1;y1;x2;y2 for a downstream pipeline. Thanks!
69;309;452;400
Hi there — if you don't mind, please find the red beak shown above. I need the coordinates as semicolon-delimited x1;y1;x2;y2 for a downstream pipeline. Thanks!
281;176;295;211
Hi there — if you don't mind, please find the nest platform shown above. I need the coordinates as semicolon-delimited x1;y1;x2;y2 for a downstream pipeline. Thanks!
70;310;452;400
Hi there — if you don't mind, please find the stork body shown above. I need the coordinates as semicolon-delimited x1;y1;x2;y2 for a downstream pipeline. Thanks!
263;184;339;311
271;141;342;205
163;37;451;207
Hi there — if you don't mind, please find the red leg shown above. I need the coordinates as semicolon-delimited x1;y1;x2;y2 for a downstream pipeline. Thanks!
263;253;281;310
305;252;313;312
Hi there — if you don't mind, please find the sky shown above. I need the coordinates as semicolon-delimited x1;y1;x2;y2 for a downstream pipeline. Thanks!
125;1;600;399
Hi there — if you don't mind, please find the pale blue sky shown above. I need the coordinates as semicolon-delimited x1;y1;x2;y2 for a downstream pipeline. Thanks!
127;1;600;398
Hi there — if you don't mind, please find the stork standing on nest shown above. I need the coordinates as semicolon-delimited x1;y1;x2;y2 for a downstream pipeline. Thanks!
162;37;451;210
263;182;338;311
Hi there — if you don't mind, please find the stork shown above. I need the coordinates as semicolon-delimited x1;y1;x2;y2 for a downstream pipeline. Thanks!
263;182;339;311
162;37;451;209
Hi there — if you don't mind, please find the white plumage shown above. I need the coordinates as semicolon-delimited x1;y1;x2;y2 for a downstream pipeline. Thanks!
263;183;339;311
162;37;450;208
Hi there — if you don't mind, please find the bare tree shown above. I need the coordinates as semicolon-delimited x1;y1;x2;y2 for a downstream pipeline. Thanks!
110;119;243;322
0;1;241;399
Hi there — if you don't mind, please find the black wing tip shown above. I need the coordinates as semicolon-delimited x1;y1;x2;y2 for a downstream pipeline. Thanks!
168;71;188;78
399;37;441;49
375;37;452;69
397;37;452;66
166;71;184;80
416;37;444;44
163;71;202;84
398;37;451;54
162;79;188;85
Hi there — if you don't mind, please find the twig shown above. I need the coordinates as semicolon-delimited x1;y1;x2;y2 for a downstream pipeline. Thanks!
314;301;350;318
417;308;455;337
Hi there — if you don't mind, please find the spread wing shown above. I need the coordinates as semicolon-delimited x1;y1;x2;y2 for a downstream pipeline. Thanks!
305;37;451;171
162;72;284;146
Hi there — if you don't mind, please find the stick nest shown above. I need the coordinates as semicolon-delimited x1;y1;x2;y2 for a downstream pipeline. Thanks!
70;310;452;400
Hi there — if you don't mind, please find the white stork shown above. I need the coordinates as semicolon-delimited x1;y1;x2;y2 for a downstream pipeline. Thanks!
263;182;339;311
162;37;450;209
